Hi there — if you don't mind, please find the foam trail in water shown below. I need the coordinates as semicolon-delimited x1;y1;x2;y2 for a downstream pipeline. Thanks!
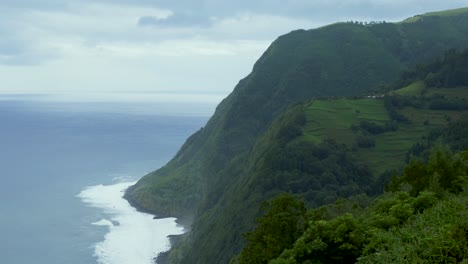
78;182;184;264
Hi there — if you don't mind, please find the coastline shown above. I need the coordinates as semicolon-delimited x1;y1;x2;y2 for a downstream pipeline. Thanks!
78;181;186;264
153;234;188;264
122;184;193;231
122;185;193;226
122;183;192;264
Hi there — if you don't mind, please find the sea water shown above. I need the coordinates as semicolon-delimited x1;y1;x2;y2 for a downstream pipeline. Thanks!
0;93;219;264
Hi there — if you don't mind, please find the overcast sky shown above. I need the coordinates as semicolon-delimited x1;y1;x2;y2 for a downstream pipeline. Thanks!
1;1;467;96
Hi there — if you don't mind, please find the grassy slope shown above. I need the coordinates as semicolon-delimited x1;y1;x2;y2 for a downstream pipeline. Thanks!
402;7;468;23
304;99;400;173
424;7;468;17
392;80;425;96
304;99;390;145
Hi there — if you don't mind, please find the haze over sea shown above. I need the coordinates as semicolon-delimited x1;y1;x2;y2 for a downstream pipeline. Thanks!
0;93;221;264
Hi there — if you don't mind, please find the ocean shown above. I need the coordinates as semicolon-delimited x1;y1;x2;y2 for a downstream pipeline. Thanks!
0;93;219;264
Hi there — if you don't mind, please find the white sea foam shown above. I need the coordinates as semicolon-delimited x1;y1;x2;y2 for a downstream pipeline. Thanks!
78;181;184;264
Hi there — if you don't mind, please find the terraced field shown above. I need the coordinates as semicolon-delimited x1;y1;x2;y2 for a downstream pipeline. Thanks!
303;98;389;145
425;87;468;98
302;90;468;174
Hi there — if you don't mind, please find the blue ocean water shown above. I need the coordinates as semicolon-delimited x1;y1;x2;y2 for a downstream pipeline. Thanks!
0;94;216;264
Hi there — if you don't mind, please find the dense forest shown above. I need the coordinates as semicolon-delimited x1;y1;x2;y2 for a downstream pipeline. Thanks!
234;147;468;263
124;7;468;263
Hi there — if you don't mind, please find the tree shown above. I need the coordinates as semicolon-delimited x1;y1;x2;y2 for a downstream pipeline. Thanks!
234;194;307;264
390;146;467;196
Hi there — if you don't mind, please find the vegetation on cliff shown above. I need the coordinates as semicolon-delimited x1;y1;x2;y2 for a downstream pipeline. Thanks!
124;8;468;263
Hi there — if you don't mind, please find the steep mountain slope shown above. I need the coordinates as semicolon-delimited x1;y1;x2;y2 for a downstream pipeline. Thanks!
232;49;468;263
125;8;468;263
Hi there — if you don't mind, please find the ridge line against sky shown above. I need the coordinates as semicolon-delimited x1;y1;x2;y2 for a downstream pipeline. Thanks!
1;1;467;95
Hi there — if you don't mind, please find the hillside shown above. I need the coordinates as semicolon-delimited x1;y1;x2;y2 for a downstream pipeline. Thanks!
125;8;468;264
232;50;468;263
304;86;468;175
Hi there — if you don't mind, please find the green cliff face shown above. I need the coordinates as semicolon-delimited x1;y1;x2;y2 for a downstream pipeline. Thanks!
125;8;468;263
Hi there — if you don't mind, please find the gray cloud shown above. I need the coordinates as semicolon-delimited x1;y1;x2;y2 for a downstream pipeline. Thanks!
1;0;467;62
3;0;468;17
98;0;468;23
3;1;468;31
128;0;468;37
138;13;213;28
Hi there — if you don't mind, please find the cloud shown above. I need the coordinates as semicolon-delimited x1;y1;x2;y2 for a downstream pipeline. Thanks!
0;48;57;66
0;11;59;65
210;12;318;40
0;1;316;67
138;12;214;28
1;0;468;94
0;2;173;65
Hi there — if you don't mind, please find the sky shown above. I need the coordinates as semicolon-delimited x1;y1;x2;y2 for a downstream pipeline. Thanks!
1;0;468;96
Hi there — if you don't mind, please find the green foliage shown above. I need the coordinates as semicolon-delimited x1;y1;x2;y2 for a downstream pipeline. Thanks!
428;95;468;110
359;195;468;263
405;114;468;163
356;135;376;148
274;104;307;143
274;213;369;264
383;95;411;123
390;146;467;196
443;114;468;151
358;120;387;134
234;194;307;264
396;49;468;89
253;148;468;264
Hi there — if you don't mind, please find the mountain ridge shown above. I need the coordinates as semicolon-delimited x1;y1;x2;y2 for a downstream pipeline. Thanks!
125;8;468;263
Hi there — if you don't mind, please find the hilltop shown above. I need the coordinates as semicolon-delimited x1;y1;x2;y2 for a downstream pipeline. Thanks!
403;6;468;23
